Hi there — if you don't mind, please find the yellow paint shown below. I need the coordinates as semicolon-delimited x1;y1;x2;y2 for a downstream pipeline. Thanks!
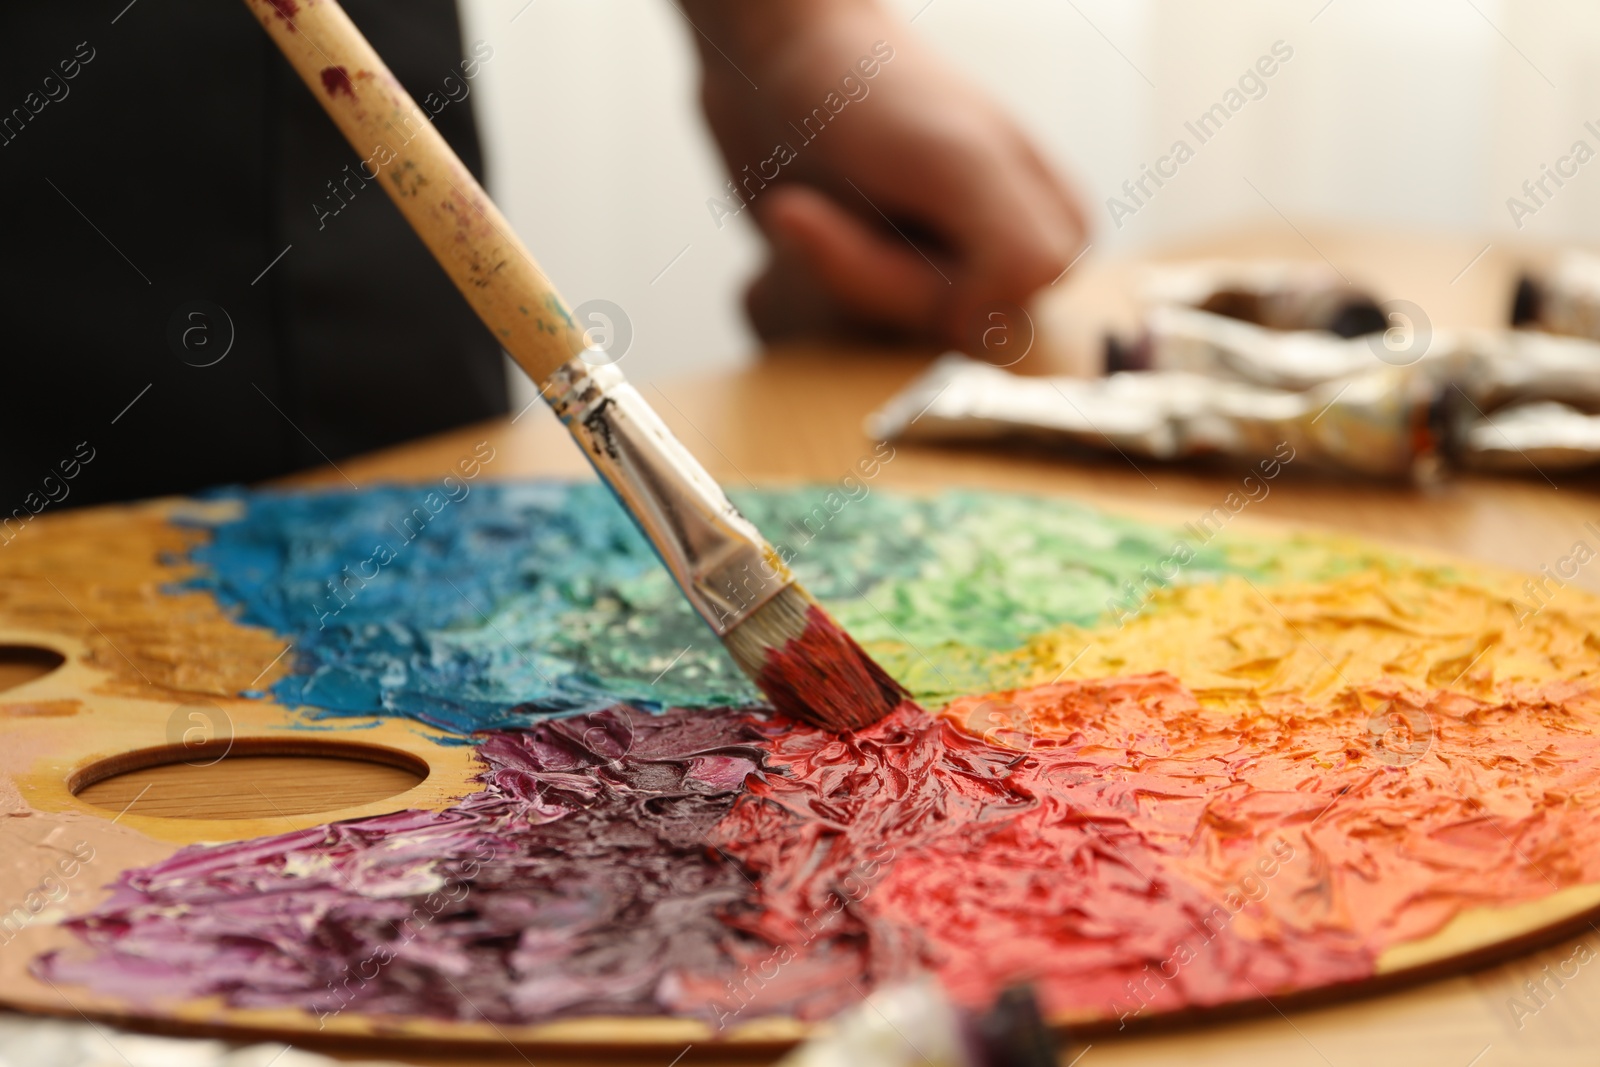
1009;558;1600;729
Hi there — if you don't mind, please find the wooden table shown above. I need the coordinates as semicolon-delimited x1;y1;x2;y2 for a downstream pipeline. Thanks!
84;229;1600;1065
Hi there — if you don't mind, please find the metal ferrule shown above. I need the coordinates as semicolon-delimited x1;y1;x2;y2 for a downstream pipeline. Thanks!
544;352;793;635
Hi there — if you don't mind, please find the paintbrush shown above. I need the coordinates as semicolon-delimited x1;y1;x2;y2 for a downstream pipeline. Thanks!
244;0;907;731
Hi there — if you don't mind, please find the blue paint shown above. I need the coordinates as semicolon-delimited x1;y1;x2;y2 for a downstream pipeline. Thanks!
185;483;759;737
183;482;1274;739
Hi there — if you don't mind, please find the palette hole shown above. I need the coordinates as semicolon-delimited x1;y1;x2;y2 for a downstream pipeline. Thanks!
72;739;429;821
0;644;66;693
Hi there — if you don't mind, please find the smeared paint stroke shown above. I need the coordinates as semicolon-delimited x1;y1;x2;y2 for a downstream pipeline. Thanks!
320;65;355;100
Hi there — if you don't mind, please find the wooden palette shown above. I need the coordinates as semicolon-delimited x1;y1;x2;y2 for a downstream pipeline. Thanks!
0;495;798;1053
3;489;1600;1056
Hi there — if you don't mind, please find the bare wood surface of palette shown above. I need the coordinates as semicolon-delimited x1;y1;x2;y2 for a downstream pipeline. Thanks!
6;227;1600;1067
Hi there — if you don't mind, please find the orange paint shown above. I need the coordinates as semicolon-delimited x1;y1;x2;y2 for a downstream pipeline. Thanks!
917;671;1600;1020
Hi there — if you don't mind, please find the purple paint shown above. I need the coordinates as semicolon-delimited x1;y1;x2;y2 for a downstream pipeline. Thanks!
34;708;777;1023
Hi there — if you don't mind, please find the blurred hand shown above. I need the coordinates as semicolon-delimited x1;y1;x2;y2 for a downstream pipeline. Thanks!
683;0;1088;351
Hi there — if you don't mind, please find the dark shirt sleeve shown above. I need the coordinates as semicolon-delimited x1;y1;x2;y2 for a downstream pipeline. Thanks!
0;0;507;510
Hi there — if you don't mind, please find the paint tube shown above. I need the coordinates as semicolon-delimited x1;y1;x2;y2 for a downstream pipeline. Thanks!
0;1014;403;1066
1121;309;1600;472
774;977;1058;1067
1133;259;1386;338
872;294;1600;476
1441;330;1600;470
1453;329;1600;411
1112;303;1409;390
1449;400;1600;472
866;353;1440;479
1122;302;1600;407
1512;251;1600;341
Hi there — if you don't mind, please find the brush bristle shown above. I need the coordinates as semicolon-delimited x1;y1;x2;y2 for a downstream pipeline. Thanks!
723;584;910;732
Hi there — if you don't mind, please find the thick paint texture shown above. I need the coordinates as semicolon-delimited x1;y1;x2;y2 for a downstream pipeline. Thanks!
185;484;760;733
33;484;1600;1030
183;485;1252;733
38;708;776;1021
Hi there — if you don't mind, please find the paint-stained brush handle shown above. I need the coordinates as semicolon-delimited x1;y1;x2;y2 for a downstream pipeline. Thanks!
243;0;793;642
245;0;908;733
243;0;587;385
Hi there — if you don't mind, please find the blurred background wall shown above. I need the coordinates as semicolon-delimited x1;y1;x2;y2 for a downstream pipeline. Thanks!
456;0;1600;395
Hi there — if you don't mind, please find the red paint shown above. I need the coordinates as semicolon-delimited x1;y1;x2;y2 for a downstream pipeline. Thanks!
320;66;355;99
264;0;299;25
756;603;911;732
711;692;1360;1024
715;673;1600;1024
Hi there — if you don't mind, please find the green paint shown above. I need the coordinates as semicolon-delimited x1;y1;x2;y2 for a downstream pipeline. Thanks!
545;488;1330;707
195;483;1377;730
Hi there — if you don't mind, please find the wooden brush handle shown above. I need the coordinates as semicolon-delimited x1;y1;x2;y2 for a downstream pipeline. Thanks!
244;0;588;384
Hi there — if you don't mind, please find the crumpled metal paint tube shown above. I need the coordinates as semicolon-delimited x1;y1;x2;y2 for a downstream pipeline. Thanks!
1513;250;1600;341
866;352;1439;479
775;980;1056;1067
870;305;1600;476
1137;259;1386;337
